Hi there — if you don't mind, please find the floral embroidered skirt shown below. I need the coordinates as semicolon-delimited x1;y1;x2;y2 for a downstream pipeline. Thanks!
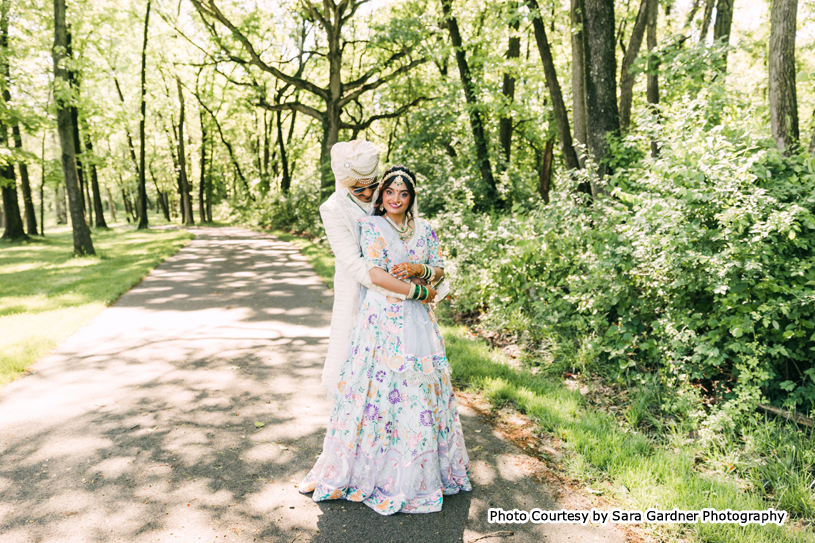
298;292;472;515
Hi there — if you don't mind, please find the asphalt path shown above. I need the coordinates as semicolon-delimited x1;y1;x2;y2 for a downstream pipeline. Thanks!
0;227;626;543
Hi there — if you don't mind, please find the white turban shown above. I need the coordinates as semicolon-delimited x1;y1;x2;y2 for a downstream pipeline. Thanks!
330;140;380;190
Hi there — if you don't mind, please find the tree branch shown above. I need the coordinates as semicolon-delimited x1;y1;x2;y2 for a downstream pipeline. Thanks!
340;97;428;131
339;57;428;107
191;0;328;100
258;98;324;121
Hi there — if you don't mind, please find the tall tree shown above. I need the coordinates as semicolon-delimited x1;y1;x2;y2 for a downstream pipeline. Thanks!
768;0;799;154
82;131;107;227
498;2;521;169
647;0;660;157
618;0;650;130
276;110;291;194
713;0;734;66
699;0;715;42
190;0;427;196
527;0;581;171
12;125;38;236
66;30;88;223
441;0;498;202
583;0;620;192
0;6;27;241
53;0;94;255
571;0;588;164
176;78;194;225
198;109;207;222
137;0;151;229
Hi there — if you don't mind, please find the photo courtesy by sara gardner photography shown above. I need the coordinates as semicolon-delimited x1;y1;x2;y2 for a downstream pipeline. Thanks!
1;0;814;542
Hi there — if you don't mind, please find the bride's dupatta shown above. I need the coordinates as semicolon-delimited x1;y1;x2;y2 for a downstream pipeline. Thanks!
357;216;449;385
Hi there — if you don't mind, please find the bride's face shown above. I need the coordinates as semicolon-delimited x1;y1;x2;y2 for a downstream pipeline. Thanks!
382;181;411;217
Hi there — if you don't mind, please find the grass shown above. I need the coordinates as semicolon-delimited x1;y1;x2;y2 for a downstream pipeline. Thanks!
0;223;194;387
275;230;815;543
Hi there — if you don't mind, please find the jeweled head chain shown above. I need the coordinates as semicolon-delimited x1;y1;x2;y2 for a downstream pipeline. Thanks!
378;169;416;191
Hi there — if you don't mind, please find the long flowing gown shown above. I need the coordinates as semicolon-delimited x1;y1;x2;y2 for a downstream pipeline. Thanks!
298;216;471;515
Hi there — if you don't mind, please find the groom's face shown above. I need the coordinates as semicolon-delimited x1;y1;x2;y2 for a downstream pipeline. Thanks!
351;178;377;203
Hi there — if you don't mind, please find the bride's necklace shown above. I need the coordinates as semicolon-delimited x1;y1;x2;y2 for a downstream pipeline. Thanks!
385;214;414;241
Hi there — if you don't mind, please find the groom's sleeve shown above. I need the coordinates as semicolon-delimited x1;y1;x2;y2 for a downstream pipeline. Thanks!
320;204;406;300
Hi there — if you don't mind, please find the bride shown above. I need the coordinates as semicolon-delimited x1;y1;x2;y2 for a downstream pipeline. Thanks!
299;165;471;515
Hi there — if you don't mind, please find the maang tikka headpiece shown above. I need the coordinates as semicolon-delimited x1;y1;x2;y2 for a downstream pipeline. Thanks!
379;170;415;191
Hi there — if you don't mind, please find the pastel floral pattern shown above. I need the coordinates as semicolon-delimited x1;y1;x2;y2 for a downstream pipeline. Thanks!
299;217;471;515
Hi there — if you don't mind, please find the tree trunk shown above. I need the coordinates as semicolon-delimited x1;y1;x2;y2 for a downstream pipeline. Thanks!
149;165;170;221
53;0;94;254
499;2;521;169
114;77;141;178
276;110;291;194
619;0;650;130
713;0;734;67
105;187;117;222
262;111;271;192
82;132;107;228
137;0;151;229
121;187;133;222
538;138;555;203
571;0;588;165
699;0;715;42
206;143;213;223
199;110;207;222
441;0;498;202
66;30;88;224
176;78;194;225
583;0;620;191
810;109;815;155
56;185;67;224
0;9;30;241
12;124;38;235
40;130;47;235
769;0;799;154
528;0;581;172
647;0;660;157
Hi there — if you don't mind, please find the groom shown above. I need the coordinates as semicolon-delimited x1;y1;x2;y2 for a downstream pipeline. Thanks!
319;140;405;394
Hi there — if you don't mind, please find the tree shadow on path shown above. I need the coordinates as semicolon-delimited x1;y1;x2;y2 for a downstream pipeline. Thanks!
0;227;623;543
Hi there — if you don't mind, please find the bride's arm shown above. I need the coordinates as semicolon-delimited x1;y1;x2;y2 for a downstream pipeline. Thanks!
368;268;412;296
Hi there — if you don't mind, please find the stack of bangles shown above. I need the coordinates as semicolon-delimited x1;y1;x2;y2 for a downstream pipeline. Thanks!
408;283;431;301
419;264;436;284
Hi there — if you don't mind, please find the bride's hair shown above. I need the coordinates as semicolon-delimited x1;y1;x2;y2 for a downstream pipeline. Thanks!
373;166;416;218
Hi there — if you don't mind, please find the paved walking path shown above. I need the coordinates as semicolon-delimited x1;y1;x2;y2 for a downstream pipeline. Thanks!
0;227;626;543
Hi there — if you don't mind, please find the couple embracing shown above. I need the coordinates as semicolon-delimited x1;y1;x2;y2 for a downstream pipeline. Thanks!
297;140;472;515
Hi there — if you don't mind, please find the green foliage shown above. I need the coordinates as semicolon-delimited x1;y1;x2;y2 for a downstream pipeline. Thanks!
236;177;325;239
439;98;815;418
443;325;813;542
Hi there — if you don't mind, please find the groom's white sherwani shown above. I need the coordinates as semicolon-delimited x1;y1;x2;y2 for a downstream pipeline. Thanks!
319;189;404;392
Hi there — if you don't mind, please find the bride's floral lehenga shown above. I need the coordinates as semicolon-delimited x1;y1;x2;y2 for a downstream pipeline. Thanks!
299;215;471;515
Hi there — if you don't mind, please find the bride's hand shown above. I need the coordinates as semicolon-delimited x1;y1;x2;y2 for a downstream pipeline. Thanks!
422;285;437;304
392;263;423;280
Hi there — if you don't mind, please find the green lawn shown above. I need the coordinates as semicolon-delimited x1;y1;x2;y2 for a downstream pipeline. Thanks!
272;230;815;543
0;224;193;387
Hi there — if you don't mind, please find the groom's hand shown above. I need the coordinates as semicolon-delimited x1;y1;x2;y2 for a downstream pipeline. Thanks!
409;277;427;286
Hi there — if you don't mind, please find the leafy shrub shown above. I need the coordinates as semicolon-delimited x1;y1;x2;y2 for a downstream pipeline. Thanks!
436;98;815;416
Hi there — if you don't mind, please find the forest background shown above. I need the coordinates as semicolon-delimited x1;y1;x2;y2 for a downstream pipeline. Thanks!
1;0;815;536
